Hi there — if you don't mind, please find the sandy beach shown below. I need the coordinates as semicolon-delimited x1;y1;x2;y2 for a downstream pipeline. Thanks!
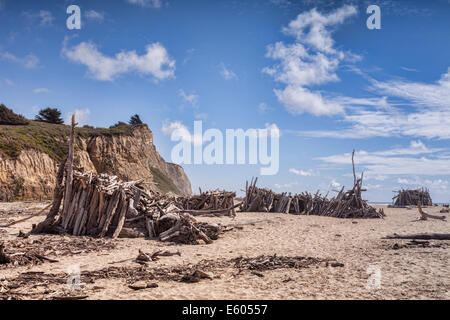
0;202;449;300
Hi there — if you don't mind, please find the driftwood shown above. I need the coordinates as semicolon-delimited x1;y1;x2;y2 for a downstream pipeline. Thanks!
384;233;450;240
241;152;384;219
392;188;432;207
61;115;76;228
34;171;233;244
418;202;446;221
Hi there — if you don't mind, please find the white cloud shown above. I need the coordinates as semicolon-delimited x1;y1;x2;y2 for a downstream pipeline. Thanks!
264;5;357;116
85;10;104;22
33;88;51;94
162;120;203;146
289;168;314;176
330;179;341;188
0;52;40;69
219;62;237;80
300;68;450;140
178;89;199;106
275;86;343;116
63;41;175;81
282;5;357;54
319;141;450;177
65;108;91;126
126;0;162;8
23;10;54;26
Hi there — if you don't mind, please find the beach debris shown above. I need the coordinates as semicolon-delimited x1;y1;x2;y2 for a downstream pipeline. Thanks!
32;170;231;243
231;254;341;271
418;202;446;221
391;188;432;207
241;181;384;218
31;115;235;244
384;233;450;240
241;151;384;219
128;281;158;290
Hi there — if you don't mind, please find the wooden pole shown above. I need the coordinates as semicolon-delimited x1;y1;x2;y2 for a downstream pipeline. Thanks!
62;114;76;229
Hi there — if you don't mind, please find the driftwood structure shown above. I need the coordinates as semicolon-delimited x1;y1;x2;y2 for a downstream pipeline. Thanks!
176;189;237;217
241;151;384;219
32;171;231;244
241;178;384;219
32;117;236;244
392;188;432;207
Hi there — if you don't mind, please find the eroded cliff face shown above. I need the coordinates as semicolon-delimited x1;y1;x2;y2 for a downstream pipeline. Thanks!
0;126;191;201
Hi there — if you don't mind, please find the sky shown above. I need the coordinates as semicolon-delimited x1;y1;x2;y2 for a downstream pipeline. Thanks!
1;0;450;202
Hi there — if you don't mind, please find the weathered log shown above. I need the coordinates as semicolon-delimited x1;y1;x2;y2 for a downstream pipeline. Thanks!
384;233;450;240
61;115;76;227
418;202;446;221
112;197;128;239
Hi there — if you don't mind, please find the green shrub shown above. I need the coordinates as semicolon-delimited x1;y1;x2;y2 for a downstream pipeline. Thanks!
0;104;29;125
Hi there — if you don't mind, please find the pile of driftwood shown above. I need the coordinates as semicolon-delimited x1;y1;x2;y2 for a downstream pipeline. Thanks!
176;189;237;216
32;171;225;244
241;151;384;219
241;179;383;218
392;188;432;207
31;116;235;244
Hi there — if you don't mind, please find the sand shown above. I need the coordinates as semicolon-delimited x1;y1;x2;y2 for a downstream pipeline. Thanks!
0;202;449;300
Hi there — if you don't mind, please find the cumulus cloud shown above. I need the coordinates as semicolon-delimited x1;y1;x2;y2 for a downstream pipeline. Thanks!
219;62;237;80
263;5;357;116
65;108;91;126
63;41;175;81
162;120;203;146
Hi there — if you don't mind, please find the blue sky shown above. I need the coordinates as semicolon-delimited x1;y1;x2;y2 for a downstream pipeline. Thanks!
1;0;450;202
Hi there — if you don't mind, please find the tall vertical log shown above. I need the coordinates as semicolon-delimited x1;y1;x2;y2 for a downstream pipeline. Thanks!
62;114;77;229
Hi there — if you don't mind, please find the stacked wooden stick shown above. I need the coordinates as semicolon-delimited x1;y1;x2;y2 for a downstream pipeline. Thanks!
392;188;432;207
175;189;237;216
241;151;384;219
32;116;235;244
241;179;383;218
33;171;227;243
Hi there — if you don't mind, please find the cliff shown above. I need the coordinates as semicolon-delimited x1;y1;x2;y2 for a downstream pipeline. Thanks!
0;121;191;201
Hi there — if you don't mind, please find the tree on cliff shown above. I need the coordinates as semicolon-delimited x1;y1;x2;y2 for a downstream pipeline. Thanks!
0;104;29;125
35;107;64;124
129;114;143;125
